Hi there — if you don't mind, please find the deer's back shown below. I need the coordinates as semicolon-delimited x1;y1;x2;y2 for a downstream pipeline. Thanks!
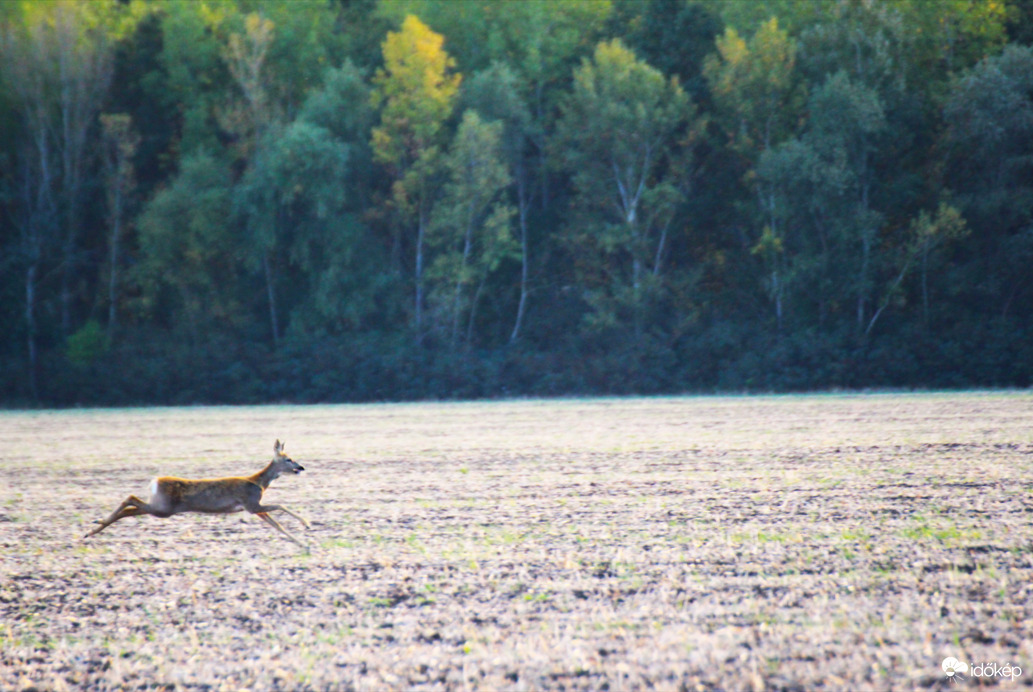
152;475;262;514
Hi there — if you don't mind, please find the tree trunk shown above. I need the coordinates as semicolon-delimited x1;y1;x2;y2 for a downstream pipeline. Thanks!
415;210;426;344
535;81;549;211
452;202;476;347
264;253;280;347
652;216;670;277
101;113;140;341
856;225;871;333
510;178;531;343
865;255;913;337
107;186;122;340
59;59;76;336
632;245;643;339
467;276;487;348
60;235;75;335
54;3;112;336
921;245;930;329
25;263;39;401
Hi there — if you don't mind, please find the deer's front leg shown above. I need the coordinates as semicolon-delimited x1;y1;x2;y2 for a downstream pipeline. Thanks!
255;511;306;548
256;503;310;529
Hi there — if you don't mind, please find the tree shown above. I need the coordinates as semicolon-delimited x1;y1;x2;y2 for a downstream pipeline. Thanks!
807;72;887;332
222;11;282;343
105;8;178;202
492;0;611;210
428;110;516;348
943;44;1033;321
754;138;825;330
384;1;612;212
288;62;390;335
237;120;347;334
462;62;535;341
944;45;1033;230
716;0;834;36
557;39;693;336
100;113;140;341
609;0;723;104
2;9;59;398
222;12;276;160
1;0;140;395
897;0;1009;74
704;17;803;330
235;63;390;338
0;0;121;336
704;17;802;158
215;2;341;345
879;202;967;334
153;0;232;155
757;72;887;333
51;1;120;335
378;0;611;79
136;151;239;342
1007;0;1033;46
245;0;340;113
4;122;59;401
370;14;460;342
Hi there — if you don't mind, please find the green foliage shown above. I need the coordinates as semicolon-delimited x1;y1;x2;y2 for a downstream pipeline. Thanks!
715;0;834;35
136;150;240;338
154;0;230;154
241;0;340;107
2;0;1033;404
427;110;516;347
300;61;374;146
370;14;461;337
382;0;611;77
557;39;693;335
944;44;1033;235
462;62;533;168
371;14;460;169
65;320;107;367
936;43;1033;343
610;0;723;102
704;17;803;155
757;71;888;330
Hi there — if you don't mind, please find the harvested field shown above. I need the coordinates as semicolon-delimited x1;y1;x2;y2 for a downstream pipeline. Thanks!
1;393;1032;690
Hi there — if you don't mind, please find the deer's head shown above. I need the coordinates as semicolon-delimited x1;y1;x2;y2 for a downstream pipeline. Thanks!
273;439;305;475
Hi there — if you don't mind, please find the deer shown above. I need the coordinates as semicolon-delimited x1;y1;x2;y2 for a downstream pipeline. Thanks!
84;440;311;548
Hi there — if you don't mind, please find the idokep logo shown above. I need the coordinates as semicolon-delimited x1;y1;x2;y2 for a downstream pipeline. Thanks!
942;657;968;682
942;656;1022;683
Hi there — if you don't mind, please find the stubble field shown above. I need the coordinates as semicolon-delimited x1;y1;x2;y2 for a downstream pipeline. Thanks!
1;393;1032;690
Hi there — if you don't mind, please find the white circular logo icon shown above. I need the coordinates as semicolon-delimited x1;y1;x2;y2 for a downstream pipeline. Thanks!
942;657;969;679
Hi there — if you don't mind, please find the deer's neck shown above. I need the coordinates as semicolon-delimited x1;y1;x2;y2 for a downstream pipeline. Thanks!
251;461;279;489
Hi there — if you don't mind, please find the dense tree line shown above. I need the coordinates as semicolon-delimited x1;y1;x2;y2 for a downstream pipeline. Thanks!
2;0;1032;406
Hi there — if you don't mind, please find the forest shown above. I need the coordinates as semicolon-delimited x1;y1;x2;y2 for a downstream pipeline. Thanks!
1;0;1032;406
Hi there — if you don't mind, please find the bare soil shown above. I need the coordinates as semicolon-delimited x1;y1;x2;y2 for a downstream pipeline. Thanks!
1;393;1032;690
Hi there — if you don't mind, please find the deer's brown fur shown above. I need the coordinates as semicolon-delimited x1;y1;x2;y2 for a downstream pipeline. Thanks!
84;440;309;547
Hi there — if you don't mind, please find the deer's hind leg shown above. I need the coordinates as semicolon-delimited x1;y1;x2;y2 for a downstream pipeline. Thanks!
84;494;170;538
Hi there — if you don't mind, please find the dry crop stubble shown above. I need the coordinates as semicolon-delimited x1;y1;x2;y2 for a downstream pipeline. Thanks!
0;394;1032;689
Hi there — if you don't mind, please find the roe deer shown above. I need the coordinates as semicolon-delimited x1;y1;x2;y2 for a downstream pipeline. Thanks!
84;440;310;547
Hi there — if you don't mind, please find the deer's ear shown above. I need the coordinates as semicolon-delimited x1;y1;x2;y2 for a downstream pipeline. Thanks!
274;439;282;452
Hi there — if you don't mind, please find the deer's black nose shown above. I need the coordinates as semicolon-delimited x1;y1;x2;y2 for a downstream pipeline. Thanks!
296;465;305;472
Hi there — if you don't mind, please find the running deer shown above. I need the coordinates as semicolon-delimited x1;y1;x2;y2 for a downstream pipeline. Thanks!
84;440;310;547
